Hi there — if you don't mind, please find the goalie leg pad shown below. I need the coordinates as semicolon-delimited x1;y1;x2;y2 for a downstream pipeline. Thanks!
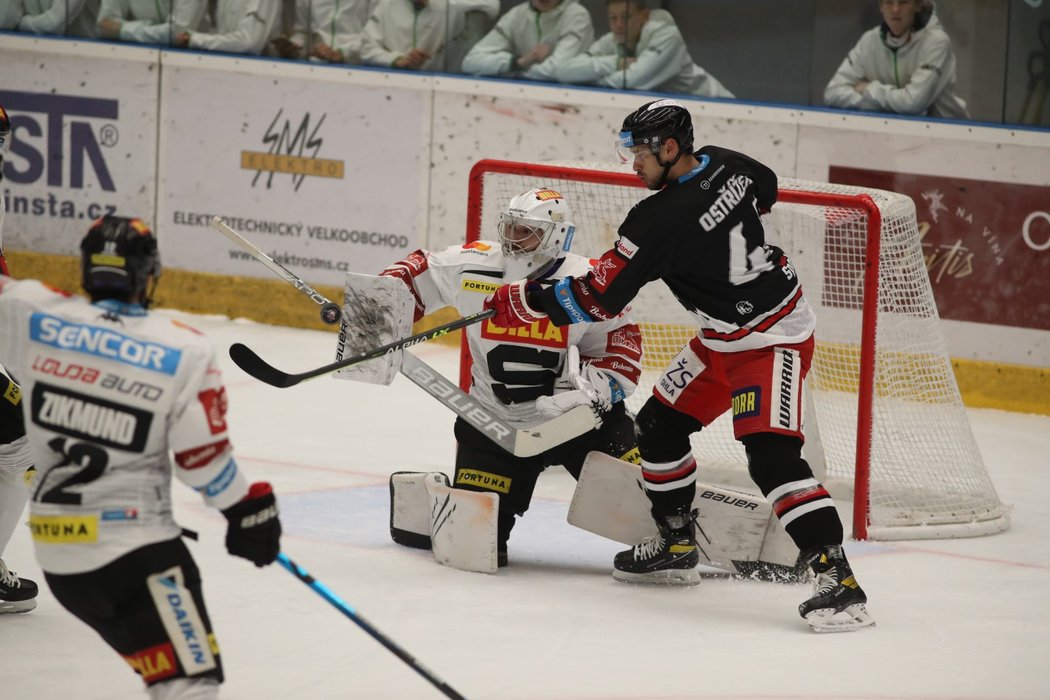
390;471;444;549
568;452;801;577
425;474;499;574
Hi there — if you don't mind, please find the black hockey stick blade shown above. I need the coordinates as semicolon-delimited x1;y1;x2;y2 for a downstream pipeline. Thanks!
230;309;496;388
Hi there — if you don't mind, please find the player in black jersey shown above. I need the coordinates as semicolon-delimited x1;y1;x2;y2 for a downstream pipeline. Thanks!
484;99;873;631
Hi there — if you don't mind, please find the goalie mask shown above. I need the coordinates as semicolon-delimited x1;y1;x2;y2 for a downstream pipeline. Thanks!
497;188;575;281
81;215;161;306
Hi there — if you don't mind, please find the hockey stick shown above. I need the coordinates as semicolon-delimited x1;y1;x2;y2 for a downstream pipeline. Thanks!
210;216;342;325
230;310;494;388
213;224;602;453
277;553;466;699
399;352;599;457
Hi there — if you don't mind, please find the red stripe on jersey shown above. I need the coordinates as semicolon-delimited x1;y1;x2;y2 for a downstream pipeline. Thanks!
643;457;696;484
571;278;616;321
702;286;803;342
772;484;830;517
380;250;429;321
175;439;231;470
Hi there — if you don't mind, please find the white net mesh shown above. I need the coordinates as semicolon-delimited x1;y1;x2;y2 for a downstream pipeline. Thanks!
466;160;1009;540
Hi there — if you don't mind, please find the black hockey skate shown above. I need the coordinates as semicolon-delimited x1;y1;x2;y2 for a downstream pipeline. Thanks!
0;559;38;614
613;509;700;585
798;545;874;632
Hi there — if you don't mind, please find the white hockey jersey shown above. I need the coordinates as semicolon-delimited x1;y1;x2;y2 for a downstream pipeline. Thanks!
381;243;643;426
0;278;251;574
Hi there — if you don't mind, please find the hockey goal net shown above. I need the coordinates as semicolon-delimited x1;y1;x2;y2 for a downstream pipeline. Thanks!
461;159;1009;541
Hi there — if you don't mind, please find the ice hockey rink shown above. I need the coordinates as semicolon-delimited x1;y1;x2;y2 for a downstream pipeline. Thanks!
6;309;1049;700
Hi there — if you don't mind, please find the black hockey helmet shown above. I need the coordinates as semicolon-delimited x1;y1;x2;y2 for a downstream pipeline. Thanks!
81;215;161;306
617;99;694;159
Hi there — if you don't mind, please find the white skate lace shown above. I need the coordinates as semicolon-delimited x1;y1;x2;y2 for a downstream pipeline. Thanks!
0;559;21;588
811;570;837;597
633;535;666;561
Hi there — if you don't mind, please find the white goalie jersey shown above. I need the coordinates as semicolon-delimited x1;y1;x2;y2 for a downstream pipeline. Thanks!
380;242;643;426
0;277;251;574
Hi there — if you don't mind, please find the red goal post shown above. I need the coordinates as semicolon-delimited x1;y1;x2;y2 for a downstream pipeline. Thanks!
461;159;1009;541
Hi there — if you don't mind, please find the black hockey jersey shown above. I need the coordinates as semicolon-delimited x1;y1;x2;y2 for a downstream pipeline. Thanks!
534;145;815;352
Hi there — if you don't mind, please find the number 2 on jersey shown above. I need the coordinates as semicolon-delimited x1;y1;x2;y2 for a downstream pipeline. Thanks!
34;437;110;505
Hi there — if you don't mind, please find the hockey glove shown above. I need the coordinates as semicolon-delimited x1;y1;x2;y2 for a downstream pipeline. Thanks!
484;280;546;328
222;482;281;567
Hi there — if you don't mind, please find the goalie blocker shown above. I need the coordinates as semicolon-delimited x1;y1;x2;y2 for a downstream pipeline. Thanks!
390;455;804;581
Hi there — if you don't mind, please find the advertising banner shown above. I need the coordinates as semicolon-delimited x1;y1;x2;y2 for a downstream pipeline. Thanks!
157;58;428;286
0;40;158;254
829;166;1050;331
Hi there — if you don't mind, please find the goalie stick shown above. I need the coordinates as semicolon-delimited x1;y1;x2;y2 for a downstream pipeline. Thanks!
230;310;493;388
277;553;466;699
210;216;342;325
214;224;602;454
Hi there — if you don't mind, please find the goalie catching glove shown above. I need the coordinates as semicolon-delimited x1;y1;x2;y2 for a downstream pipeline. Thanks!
484;280;546;328
536;346;618;419
222;482;282;566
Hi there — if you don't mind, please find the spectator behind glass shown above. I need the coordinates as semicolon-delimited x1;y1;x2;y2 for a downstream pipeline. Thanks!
461;0;593;82
824;0;968;119
557;0;733;98
97;0;206;44
17;0;100;37
359;0;465;72
174;0;279;54
270;0;369;63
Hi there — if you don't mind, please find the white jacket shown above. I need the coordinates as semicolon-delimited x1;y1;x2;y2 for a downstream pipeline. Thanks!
187;0;279;54
17;0;100;38
557;9;733;98
461;0;593;81
823;2;968;119
98;0;206;44
359;0;465;72
288;0;370;61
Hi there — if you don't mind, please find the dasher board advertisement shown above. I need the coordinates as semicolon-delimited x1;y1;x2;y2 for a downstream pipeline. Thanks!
0;39;159;255
157;56;428;285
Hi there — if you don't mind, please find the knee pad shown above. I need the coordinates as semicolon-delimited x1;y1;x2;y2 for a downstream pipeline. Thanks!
741;433;812;496
635;398;703;463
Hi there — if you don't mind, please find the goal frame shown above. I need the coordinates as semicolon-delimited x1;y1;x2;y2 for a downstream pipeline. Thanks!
460;158;923;541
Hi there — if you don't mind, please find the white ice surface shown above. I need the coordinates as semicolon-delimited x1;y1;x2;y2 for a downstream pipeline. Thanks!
5;309;1049;699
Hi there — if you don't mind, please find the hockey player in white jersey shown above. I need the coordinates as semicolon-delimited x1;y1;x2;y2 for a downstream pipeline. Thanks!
0;215;282;697
382;188;643;566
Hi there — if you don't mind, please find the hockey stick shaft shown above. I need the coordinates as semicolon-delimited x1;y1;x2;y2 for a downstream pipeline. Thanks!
276;553;466;699
399;352;598;457
230;309;494;388
210;216;341;324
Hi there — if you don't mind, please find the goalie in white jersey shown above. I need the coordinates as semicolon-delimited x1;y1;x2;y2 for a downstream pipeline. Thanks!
381;188;643;566
0;216;282;698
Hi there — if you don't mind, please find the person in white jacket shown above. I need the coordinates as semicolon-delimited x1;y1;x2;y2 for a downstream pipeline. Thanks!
461;0;593;82
557;0;733;98
824;0;968;119
174;0;279;54
97;0;205;44
16;0;100;38
359;0;465;72
270;0;369;64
